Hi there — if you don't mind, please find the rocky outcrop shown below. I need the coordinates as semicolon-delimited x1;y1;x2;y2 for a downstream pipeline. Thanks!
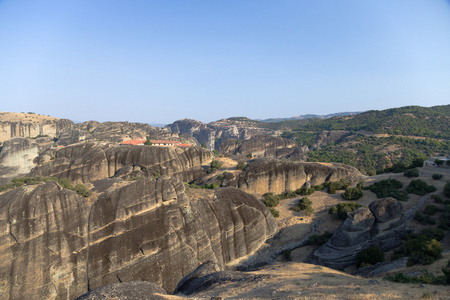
0;138;44;185
307;198;406;269
0;181;90;300
0;113;74;142
0;177;277;299
29;142;214;184
219;135;308;161
225;158;364;195
174;261;267;295
166;119;275;150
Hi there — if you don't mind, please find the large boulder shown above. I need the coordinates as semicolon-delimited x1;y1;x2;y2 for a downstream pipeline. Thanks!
0;177;277;299
307;198;406;269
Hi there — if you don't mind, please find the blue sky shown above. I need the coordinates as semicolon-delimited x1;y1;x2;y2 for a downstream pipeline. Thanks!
0;1;449;124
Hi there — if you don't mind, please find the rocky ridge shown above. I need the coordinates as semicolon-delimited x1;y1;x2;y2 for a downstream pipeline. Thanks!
0;177;277;299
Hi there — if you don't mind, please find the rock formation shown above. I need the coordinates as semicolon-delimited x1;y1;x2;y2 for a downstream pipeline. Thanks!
0;177;277;299
29;142;214;184
221;158;364;195
219;135;308;161
0;112;74;142
307;198;406;269
76;282;168;300
0;137;54;185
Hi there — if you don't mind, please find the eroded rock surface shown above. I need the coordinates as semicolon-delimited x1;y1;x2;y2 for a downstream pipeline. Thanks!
29;142;214;184
224;158;364;194
0;177;277;299
307;198;406;269
219;135;308;161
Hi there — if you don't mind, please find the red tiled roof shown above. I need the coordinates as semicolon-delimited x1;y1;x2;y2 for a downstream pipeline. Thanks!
177;144;191;147
121;139;145;145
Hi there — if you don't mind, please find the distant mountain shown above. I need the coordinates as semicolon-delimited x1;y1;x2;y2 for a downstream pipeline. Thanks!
258;112;361;123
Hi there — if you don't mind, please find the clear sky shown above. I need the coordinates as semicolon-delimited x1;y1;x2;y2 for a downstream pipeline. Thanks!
1;1;449;124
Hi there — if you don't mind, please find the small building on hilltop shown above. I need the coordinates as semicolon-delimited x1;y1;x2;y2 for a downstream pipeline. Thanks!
120;138;191;147
423;156;450;168
121;137;146;145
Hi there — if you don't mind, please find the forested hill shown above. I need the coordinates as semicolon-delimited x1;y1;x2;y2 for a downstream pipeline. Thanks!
280;105;450;139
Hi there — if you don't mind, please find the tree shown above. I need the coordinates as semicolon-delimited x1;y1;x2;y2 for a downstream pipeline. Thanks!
144;137;152;145
435;159;444;166
201;143;207;149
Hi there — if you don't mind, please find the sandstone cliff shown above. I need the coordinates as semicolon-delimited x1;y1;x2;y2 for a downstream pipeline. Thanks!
219;135;308;161
307;198;406;269
29;142;214;184
0;112;74;142
221;158;365;195
0;177;277;299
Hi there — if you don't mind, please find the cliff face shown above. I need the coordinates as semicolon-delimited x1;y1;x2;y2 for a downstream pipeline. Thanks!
307;198;406;269
0;181;90;300
166;119;273;149
29;142;214;184
0;177;277;299
219;135;308;161
0;112;74;142
228;158;364;195
0;138;43;185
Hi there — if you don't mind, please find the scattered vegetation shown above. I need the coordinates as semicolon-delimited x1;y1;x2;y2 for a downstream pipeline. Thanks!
268;207;279;218
392;228;444;266
366;178;408;201
341;184;363;200
0;176;91;197
327;179;351;194
144;137;152;145
290;197;314;215
356;246;384;268
414;211;436;225
328;202;362;220
384;271;448;286
308;231;333;247
262;193;280;207
403;168;419;178
295;184;324;196
406;179;437;196
444;182;450;198
208;160;223;173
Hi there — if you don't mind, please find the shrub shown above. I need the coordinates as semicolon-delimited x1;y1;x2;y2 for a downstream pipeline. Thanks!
356;246;384;268
432;173;444;180
295;187;315;196
208;160;223;173
415;211;436;225
392;229;444;266
282;190;297;199
236;161;247;170
291;197;314;215
308;231;332;246
246;153;253;158
328;202;361;220
445;182;450;198
341;186;363;200
327;179;350;194
406;179;436;196
268;207;279;218
384;271;447;285
424;204;440;216
262;193;280;207
367;178;408;201
404;168;419;178
432;194;443;203
313;184;325;191
438;211;450;230
74;184;91;197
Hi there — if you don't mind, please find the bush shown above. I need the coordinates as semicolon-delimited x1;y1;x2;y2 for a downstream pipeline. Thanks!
403;168;419;178
356;246;384;268
327;179;351;194
295;187;315;196
268;207;279;218
445;182;450;198
308;231;333;246
341;186;363;200
207;160;223;173
384;271;447;285
367;178;408;201
432;173;444;180
414;211;436;225
424;204;440;216
432;194;443;203
438;211;450;230
328;202;361;220
291;197;314;215
406;179;436;196
262;193;280;207
236;161;247;170
74;184;91;197
392;229;444;266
